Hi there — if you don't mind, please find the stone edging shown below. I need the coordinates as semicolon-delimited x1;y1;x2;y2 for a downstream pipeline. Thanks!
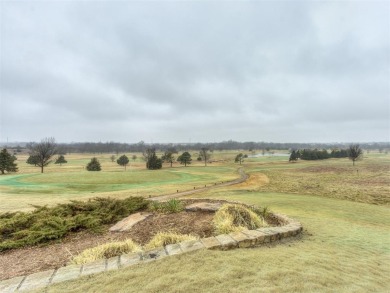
0;214;302;293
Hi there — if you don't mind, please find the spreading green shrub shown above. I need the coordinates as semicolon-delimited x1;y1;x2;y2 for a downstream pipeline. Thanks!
0;196;148;251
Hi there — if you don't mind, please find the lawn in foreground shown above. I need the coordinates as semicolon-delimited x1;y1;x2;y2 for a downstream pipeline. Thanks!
37;192;390;293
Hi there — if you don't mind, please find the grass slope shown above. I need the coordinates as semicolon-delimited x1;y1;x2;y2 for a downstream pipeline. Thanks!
36;192;390;293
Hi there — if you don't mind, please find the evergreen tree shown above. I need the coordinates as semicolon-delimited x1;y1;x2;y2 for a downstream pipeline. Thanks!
0;149;18;174
117;155;130;170
147;154;162;170
143;148;162;170
26;155;39;166
110;155;116;162
86;157;101;171
177;152;192;167
54;155;67;166
289;150;298;162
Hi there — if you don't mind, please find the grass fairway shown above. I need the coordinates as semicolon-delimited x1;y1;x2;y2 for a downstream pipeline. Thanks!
36;191;390;293
4;152;389;292
0;152;240;212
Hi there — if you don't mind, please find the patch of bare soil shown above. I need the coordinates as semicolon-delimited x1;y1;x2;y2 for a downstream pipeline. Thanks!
0;210;214;281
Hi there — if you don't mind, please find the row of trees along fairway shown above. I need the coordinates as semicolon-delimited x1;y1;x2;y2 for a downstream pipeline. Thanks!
289;144;363;165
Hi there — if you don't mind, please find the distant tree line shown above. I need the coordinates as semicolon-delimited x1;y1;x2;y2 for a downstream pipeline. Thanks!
2;141;389;154
290;148;349;161
290;145;363;166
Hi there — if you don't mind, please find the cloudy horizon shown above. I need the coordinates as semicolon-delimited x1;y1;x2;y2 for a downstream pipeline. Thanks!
1;1;389;144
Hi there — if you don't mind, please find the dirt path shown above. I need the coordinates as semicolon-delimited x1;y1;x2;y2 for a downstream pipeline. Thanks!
150;167;249;201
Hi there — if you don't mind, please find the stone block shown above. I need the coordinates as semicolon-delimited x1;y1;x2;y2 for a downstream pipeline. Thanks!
215;234;238;250
120;252;142;268
201;237;221;250
276;226;290;238
229;231;256;248
0;276;25;293
106;256;119;271
80;259;106;276
165;243;183;256
260;228;279;242
142;247;167;262
18;269;54;292
179;240;205;253
51;264;81;284
242;229;266;245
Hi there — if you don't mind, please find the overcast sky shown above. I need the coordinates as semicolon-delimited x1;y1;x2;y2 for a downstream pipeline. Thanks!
0;1;389;143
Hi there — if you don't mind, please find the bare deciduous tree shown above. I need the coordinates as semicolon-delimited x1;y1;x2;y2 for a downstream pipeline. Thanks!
199;148;211;166
348;144;363;166
30;137;57;173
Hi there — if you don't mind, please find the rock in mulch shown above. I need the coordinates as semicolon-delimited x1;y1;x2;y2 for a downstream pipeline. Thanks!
185;202;222;212
109;212;152;232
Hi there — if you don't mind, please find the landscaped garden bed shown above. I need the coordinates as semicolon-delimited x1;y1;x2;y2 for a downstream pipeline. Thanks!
0;197;300;281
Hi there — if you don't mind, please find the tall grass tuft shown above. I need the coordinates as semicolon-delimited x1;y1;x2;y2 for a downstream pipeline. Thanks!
213;204;267;235
71;239;141;265
145;232;198;250
148;199;184;213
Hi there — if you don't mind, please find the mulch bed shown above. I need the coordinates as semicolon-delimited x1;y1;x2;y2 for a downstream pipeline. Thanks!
0;210;214;281
0;198;276;281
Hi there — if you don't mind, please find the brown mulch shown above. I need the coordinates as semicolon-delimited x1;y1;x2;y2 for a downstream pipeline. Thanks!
0;210;214;281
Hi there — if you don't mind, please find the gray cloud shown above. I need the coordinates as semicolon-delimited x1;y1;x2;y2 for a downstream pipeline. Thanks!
1;1;389;143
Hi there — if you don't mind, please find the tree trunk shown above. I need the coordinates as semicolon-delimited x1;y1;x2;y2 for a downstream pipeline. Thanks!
41;165;44;173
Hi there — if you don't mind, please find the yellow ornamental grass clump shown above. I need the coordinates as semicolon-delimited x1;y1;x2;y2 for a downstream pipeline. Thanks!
71;239;141;265
213;204;267;235
145;232;198;250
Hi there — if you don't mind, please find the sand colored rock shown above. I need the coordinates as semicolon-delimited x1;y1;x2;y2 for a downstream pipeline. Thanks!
109;212;152;232
185;202;222;212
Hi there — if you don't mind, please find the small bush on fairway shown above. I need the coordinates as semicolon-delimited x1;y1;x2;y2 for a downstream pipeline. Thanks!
0;197;148;251
86;157;101;171
71;239;141;264
213;204;267;234
145;232;198;250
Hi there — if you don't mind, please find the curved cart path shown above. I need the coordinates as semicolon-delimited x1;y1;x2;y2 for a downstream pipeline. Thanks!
150;167;249;202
